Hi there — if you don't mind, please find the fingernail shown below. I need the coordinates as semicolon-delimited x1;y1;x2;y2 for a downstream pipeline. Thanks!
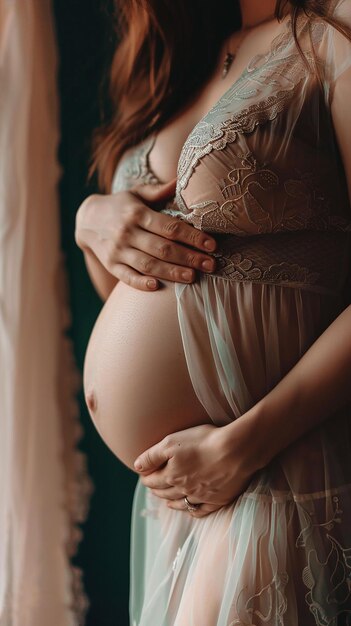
181;271;193;281
203;239;216;251
201;259;214;271
134;460;143;470
147;279;157;289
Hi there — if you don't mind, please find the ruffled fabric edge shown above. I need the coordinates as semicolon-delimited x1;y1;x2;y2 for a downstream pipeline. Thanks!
55;252;94;625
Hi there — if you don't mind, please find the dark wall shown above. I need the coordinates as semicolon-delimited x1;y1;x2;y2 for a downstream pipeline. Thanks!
52;3;137;625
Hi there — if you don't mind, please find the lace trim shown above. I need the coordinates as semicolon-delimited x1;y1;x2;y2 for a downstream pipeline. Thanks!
177;86;300;194
111;133;161;193
139;133;161;185
240;481;351;504
298;494;351;626
176;15;328;195
191;228;351;295
217;256;320;288
172;154;351;236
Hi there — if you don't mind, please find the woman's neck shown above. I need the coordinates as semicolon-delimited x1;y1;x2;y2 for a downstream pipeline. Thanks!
239;0;277;29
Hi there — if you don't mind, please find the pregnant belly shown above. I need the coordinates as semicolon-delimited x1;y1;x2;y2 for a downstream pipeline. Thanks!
83;280;211;470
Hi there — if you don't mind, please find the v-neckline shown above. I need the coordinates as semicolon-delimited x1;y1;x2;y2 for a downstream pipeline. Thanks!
146;12;302;186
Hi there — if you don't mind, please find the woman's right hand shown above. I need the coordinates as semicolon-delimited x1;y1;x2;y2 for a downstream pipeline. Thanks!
75;179;217;291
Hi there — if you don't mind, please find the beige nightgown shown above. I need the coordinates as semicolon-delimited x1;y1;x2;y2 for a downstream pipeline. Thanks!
111;2;351;624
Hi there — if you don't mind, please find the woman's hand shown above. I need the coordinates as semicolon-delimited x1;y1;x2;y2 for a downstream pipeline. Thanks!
133;418;261;518
75;179;217;291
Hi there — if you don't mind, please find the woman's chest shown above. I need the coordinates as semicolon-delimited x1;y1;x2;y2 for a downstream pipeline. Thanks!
146;18;291;184
113;10;350;237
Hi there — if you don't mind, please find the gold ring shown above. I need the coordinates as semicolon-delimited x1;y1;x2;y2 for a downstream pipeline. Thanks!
184;496;200;512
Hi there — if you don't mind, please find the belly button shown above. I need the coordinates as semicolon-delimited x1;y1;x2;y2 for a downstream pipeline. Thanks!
86;390;98;413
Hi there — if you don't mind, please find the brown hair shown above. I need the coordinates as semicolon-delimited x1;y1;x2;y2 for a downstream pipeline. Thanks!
90;0;350;193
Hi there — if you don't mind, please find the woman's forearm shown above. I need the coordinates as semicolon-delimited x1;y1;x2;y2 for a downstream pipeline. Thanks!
75;197;119;301
224;304;351;472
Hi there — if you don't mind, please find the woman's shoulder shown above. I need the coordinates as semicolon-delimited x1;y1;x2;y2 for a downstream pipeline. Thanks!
319;0;351;87
331;0;351;19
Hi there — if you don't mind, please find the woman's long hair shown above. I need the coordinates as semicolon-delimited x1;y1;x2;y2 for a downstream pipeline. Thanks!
90;0;349;192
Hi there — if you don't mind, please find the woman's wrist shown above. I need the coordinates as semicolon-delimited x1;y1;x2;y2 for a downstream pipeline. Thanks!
217;403;271;478
217;380;301;476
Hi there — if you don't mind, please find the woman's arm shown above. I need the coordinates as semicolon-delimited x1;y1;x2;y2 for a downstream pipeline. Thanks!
241;32;351;459
223;302;351;472
135;302;351;516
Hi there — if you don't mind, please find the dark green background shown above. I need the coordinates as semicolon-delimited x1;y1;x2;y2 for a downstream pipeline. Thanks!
53;3;137;625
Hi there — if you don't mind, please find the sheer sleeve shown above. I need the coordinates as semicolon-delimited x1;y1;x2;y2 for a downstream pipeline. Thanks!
322;0;351;101
325;0;351;305
327;1;351;201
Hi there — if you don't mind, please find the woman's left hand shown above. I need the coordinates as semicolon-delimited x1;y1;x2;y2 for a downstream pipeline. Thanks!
133;419;260;517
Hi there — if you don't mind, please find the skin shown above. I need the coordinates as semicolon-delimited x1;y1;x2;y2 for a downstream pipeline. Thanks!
239;0;277;28
77;0;351;517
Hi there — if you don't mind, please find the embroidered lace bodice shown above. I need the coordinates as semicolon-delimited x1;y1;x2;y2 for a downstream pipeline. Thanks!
112;0;351;297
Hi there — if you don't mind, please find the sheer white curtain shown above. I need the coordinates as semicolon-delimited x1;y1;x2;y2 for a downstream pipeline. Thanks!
0;2;92;624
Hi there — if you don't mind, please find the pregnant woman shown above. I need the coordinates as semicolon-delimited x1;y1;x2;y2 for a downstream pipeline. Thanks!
76;0;351;623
